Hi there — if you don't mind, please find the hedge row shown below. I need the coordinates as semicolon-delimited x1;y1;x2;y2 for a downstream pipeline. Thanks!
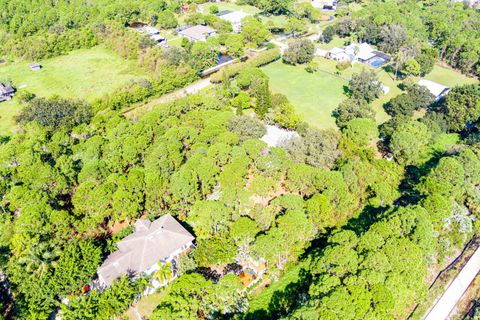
210;48;281;83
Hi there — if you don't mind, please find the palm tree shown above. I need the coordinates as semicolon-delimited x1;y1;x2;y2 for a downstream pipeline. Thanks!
17;242;60;278
153;262;173;285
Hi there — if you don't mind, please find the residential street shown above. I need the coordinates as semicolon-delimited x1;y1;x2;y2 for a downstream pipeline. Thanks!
425;246;480;320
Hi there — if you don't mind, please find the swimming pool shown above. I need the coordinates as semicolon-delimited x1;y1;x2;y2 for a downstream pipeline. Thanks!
370;58;387;68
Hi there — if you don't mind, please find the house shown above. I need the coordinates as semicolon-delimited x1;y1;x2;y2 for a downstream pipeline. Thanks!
0;83;15;102
327;43;390;66
29;63;41;71
312;0;338;10
418;79;450;101
344;43;376;62
97;214;195;288
217;10;250;33
328;47;351;62
179;25;217;42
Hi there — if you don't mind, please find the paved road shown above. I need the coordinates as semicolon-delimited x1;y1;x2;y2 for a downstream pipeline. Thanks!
424;245;480;320
123;77;212;117
271;39;288;54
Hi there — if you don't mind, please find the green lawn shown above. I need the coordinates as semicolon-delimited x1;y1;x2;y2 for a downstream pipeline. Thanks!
263;59;348;129
0;46;148;135
317;37;346;50
247;262;307;316
262;55;478;130
424;64;478;88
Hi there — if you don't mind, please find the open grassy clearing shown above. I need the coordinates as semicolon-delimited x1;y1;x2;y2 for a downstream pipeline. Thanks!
263;56;477;130
317;36;346;50
263;59;348;129
0;46;148;135
424;64;478;88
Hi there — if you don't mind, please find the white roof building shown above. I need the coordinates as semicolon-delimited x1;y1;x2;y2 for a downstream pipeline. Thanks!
261;125;299;147
328;47;352;62
218;11;250;33
143;26;160;36
418;79;450;101
312;0;338;10
344;43;376;61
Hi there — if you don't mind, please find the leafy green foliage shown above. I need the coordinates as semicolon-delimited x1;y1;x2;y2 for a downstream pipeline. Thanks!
17;97;92;129
283;39;315;65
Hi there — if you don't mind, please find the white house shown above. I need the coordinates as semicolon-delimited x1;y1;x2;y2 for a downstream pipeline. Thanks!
179;25;217;42
344;43;376;62
97;214;195;288
328;47;351;62
418;79;450;101
217;11;250;33
327;43;390;67
312;0;338;10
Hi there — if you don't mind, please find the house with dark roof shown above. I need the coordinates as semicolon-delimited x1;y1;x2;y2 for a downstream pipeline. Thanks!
0;83;15;102
97;214;195;288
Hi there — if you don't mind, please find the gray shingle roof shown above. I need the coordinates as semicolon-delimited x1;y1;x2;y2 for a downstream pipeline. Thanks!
98;214;194;286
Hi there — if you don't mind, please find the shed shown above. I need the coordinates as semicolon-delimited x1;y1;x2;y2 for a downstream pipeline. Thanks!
30;63;41;71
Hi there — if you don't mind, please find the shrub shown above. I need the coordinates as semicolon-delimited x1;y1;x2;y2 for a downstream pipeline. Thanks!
336;61;351;71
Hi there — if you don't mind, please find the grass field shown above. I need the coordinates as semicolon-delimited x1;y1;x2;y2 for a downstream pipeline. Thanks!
263;57;477;130
424;64;478;87
263;60;348;129
0;46;148;135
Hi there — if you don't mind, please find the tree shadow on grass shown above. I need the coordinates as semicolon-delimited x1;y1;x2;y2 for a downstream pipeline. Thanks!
243;268;311;320
396;150;445;206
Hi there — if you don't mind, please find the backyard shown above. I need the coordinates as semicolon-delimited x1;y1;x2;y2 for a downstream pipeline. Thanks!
263;59;348;129
263;57;477;130
0;45;148;135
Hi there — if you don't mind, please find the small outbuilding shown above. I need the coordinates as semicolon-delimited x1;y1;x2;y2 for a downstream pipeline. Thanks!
29;63;41;71
418;79;449;101
0;83;15;102
179;25;217;42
